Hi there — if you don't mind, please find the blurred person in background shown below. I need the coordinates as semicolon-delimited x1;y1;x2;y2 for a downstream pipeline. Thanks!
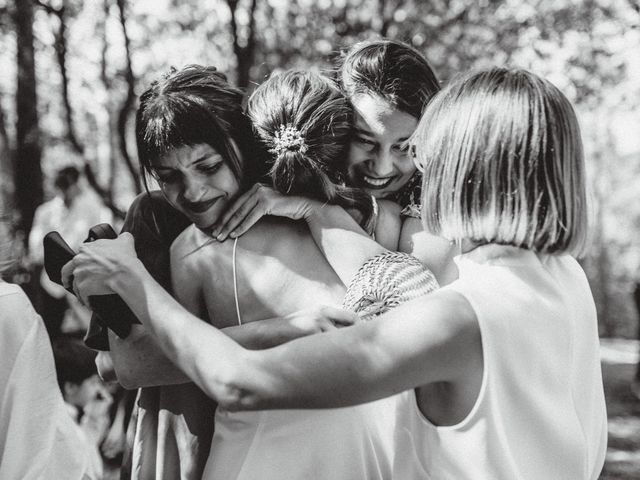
0;214;103;479
28;165;112;338
52;336;113;476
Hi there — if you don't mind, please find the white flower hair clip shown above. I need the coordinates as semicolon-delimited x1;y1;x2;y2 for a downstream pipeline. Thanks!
271;124;308;157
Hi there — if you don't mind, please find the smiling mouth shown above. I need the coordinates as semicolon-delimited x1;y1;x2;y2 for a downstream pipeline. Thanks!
183;196;222;214
359;174;396;189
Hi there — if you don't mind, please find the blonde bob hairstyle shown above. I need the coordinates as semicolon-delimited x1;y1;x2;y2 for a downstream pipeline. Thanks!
414;68;589;257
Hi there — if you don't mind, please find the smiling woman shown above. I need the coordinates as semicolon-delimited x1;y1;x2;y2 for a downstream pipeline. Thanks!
340;39;439;207
348;94;418;195
338;39;458;284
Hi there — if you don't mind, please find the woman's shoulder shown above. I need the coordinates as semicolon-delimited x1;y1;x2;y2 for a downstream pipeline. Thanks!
0;282;41;352
170;225;234;273
0;282;36;316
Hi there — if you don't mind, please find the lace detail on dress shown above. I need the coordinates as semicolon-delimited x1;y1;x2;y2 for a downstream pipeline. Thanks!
342;251;439;321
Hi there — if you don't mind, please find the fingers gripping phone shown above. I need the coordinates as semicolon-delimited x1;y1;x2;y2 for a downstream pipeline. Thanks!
43;224;139;338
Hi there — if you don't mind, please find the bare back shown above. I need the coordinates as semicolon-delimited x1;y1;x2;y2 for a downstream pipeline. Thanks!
171;217;345;327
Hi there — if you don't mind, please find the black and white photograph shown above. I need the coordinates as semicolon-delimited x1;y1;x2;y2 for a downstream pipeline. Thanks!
1;0;639;478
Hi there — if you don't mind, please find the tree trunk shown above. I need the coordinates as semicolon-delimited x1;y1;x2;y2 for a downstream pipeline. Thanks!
227;0;258;89
101;0;118;198
14;0;43;238
0;99;13;213
116;0;141;193
37;0;125;218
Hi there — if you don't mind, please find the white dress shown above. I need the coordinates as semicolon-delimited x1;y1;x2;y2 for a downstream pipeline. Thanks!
393;246;608;479
202;239;397;480
0;282;102;479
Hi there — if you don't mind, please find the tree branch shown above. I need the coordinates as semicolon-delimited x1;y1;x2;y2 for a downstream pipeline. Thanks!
116;0;141;193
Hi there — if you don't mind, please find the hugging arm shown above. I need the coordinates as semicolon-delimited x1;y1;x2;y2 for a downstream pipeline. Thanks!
398;217;458;286
212;184;389;286
103;251;479;410
73;234;355;390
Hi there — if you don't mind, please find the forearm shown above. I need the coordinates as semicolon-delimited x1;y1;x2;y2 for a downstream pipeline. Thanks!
305;203;386;285
224;319;317;350
108;327;191;389
107;307;307;388
109;261;249;405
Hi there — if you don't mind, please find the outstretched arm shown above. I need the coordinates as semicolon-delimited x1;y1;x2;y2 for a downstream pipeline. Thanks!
66;234;479;410
72;239;356;390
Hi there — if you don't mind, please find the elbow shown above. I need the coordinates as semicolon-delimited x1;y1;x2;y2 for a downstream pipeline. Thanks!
117;375;141;391
212;384;261;412
113;366;145;390
196;354;269;411
96;351;141;390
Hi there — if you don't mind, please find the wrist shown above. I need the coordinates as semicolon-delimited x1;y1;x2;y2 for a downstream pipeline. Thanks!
107;258;146;296
304;199;335;222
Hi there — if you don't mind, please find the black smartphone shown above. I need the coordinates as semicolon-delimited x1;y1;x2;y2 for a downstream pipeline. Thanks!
43;231;76;290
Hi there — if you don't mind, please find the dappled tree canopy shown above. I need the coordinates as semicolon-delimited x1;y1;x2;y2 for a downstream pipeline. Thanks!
0;0;639;335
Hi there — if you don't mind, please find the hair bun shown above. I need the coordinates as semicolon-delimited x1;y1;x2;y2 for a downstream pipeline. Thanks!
270;124;308;157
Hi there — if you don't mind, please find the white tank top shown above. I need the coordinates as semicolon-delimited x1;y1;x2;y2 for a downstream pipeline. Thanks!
393;246;608;479
203;238;397;480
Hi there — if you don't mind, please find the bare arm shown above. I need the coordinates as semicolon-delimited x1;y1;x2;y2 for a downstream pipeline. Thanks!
398;217;458;286
212;184;387;286
99;238;356;389
112;257;478;410
65;234;480;411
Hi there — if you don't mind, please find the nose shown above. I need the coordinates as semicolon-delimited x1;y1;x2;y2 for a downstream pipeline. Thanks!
182;175;207;202
369;149;395;177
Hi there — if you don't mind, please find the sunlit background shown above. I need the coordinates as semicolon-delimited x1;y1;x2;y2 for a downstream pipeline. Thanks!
1;1;639;478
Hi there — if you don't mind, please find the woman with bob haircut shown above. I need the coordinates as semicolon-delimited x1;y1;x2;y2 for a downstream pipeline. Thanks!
66;67;607;479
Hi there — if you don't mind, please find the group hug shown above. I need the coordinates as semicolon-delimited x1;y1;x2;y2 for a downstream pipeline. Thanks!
3;38;607;479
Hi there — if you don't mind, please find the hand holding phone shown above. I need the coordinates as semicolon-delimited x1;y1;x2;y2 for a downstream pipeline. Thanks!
43;224;140;339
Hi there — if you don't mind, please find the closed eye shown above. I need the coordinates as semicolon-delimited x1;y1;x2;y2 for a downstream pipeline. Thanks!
394;141;411;154
197;162;223;175
153;170;180;184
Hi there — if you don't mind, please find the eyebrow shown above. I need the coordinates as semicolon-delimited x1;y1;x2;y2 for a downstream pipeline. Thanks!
150;153;221;171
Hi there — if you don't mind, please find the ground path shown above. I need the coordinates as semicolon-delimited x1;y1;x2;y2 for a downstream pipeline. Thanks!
600;338;640;479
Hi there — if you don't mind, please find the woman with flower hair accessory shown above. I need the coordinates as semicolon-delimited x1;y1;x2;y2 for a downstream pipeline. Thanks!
213;39;457;288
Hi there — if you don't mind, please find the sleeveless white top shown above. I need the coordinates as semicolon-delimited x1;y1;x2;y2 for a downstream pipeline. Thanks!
393;246;608;479
203;239;396;480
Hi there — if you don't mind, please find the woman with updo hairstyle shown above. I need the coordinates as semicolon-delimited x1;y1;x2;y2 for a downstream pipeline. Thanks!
214;39;457;285
248;70;377;234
